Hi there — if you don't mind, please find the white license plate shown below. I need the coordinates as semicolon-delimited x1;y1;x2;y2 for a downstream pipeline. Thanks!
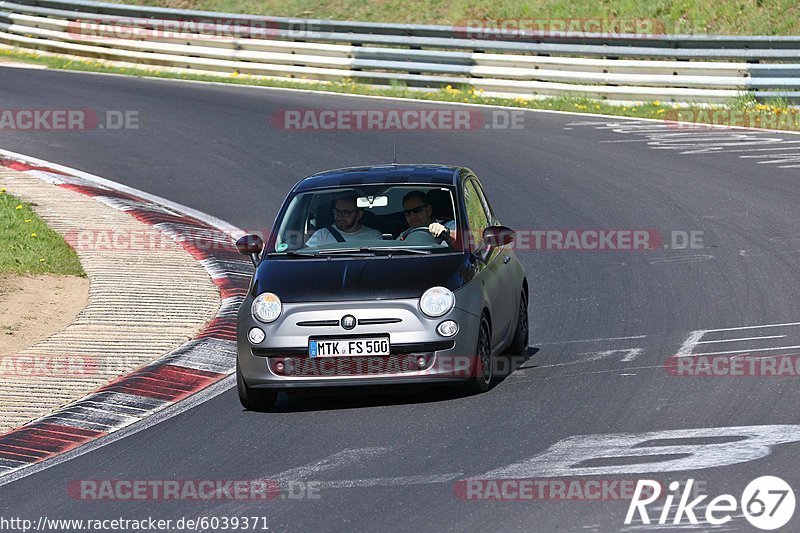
309;337;390;357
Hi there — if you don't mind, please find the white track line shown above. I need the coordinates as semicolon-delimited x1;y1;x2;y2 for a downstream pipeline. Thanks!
538;335;647;346
704;321;800;333
691;345;800;356
272;448;389;481
696;335;787;344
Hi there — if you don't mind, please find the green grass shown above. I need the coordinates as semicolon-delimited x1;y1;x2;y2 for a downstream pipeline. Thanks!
116;0;800;35
0;189;85;276
2;46;799;134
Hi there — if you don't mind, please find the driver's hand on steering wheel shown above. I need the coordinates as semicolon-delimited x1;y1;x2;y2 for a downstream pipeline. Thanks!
428;222;449;237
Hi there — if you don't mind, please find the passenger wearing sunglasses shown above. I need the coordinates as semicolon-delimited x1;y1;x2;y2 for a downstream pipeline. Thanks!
398;190;455;246
305;193;382;247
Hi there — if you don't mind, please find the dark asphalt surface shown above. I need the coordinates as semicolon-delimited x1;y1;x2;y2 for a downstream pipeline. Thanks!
2;68;800;532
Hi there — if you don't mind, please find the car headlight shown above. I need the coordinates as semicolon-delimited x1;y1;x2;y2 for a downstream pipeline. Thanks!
419;286;455;318
252;292;282;323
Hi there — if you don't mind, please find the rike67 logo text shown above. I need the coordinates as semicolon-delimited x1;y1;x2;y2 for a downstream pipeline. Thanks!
626;476;795;530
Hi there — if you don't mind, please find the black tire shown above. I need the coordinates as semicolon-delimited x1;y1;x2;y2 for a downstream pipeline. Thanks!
237;360;278;411
465;315;492;394
504;290;529;357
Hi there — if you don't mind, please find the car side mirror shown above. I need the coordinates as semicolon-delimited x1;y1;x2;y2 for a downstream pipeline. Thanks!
236;234;264;267
483;226;515;247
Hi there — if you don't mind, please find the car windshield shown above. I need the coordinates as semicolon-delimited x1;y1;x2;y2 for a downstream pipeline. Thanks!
271;185;459;254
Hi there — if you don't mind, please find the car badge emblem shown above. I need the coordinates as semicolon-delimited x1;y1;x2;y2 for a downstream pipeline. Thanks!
341;315;356;330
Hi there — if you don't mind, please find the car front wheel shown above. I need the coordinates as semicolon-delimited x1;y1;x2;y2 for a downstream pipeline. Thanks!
465;315;492;394
237;360;278;411
504;290;529;357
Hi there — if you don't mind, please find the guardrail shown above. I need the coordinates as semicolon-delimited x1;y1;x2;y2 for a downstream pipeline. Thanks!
1;0;799;103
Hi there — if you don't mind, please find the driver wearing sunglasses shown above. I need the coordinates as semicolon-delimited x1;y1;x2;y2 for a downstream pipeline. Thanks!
305;193;382;247
398;190;455;246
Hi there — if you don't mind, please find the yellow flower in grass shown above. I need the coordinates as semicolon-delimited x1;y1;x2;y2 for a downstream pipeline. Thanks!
15;204;23;210
444;85;461;96
24;219;31;223
653;101;661;106
39;258;46;263
30;232;37;237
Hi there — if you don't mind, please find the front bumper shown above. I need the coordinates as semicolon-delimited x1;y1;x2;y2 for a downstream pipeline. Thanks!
237;297;481;389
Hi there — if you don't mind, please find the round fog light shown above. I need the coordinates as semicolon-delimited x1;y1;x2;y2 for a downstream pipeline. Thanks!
436;320;459;337
248;327;265;344
416;356;427;368
274;361;285;373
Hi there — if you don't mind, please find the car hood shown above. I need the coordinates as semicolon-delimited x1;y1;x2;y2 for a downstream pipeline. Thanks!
253;253;474;303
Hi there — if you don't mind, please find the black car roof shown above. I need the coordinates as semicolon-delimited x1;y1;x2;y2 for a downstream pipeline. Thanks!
293;164;462;192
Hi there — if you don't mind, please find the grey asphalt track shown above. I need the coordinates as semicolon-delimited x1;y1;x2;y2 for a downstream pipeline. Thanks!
1;68;800;532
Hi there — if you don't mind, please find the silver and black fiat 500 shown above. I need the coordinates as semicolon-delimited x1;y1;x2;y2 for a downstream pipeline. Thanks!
235;164;527;410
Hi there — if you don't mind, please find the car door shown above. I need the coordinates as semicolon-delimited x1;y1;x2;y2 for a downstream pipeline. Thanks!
472;178;518;342
463;177;514;347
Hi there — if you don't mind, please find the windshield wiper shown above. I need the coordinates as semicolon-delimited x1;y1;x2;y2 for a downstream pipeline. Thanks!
357;246;432;255
270;247;434;257
313;248;377;256
265;250;319;257
315;247;432;255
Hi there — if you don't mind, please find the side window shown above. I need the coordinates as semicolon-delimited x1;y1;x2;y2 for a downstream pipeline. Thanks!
464;179;490;250
473;181;495;225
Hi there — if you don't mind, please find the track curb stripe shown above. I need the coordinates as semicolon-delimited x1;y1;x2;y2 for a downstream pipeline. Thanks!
0;156;250;477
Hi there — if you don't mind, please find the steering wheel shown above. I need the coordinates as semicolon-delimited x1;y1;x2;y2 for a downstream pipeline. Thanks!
400;226;440;243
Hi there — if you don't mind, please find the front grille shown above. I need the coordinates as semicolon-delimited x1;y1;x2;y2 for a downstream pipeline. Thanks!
296;320;339;327
270;355;432;377
252;347;307;357
357;318;402;325
295;318;402;327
